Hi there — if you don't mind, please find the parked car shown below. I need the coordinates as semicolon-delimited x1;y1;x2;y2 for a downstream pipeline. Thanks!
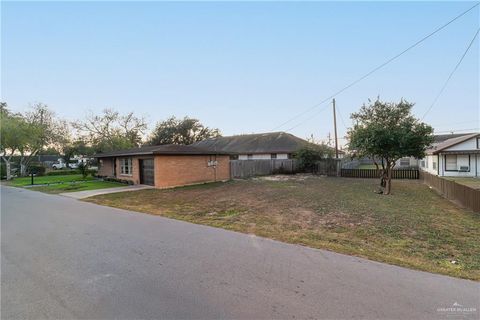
68;160;79;169
52;162;66;170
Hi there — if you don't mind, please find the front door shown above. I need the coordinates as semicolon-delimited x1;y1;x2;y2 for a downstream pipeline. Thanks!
140;158;155;186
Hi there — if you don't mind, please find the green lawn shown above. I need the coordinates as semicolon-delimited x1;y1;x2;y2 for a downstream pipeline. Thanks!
9;174;94;187
29;180;125;194
7;174;125;194
85;175;480;280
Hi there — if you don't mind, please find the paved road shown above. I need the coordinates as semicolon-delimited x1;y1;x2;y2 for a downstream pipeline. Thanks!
2;186;479;319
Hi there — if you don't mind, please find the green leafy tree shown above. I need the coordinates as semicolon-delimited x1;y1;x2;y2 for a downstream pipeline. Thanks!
61;140;95;168
295;144;333;173
0;103;31;179
19;103;65;176
347;98;434;195
1;102;68;177
148;116;221;145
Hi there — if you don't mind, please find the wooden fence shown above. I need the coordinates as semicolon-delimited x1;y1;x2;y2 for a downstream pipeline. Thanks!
230;159;342;178
340;169;419;179
315;159;342;176
419;171;480;213
230;159;298;179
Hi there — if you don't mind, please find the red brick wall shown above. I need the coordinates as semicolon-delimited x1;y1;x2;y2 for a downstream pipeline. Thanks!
154;155;230;188
97;155;230;188
98;158;114;177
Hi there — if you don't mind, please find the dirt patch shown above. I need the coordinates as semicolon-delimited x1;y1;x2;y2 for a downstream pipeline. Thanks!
256;174;313;182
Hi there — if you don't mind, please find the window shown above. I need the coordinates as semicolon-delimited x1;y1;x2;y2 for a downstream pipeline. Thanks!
399;158;410;167
271;153;277;159
120;158;133;175
432;161;437;170
477;137;480;149
445;155;457;171
247;154;253;160
420;160;425;168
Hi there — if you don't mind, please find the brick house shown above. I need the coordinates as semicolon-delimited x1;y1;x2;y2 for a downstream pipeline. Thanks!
94;145;230;188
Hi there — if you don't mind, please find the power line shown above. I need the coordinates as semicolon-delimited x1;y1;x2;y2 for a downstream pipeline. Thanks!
434;127;480;134
431;119;479;127
271;2;480;131
282;105;329;132
421;27;480;120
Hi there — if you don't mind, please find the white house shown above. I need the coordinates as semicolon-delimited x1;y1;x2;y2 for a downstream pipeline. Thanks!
420;132;480;177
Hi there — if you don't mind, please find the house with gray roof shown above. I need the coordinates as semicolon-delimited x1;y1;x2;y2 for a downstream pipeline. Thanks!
420;132;480;177
193;132;342;160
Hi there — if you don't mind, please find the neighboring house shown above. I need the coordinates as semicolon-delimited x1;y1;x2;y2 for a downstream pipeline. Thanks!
420;132;480;177
340;155;418;169
193;131;343;160
94;144;230;188
395;157;419;168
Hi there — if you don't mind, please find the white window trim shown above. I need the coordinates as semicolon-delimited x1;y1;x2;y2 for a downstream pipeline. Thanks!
120;158;133;176
445;155;457;171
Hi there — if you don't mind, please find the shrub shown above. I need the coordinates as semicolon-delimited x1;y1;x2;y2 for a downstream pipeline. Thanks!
77;162;89;179
102;177;133;185
28;164;46;176
295;145;333;173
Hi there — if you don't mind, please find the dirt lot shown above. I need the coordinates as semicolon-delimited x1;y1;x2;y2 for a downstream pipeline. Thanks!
86;175;480;280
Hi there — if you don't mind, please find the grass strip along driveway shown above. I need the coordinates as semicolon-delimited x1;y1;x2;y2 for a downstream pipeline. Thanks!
8;174;125;194
86;175;480;280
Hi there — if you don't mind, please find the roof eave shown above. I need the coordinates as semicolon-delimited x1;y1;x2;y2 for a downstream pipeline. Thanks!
94;151;154;158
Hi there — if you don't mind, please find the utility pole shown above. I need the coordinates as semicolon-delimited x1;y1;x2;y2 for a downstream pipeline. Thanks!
333;99;339;159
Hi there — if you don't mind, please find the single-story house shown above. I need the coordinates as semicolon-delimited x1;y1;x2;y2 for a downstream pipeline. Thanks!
94;145;230;188
420;132;480;177
193;131;343;160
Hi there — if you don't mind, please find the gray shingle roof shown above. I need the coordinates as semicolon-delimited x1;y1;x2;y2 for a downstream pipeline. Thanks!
94;144;228;158
433;133;477;143
427;132;480;155
192;132;323;154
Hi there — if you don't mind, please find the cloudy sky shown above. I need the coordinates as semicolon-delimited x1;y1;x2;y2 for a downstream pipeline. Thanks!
2;1;479;144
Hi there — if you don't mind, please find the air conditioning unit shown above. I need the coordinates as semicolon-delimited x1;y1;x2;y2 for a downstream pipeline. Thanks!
459;166;469;172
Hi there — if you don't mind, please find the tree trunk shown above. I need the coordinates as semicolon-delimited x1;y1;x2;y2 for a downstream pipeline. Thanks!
384;166;392;195
2;156;12;180
20;157;27;177
5;161;11;180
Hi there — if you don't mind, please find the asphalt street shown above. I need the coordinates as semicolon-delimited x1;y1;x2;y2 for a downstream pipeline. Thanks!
1;186;479;319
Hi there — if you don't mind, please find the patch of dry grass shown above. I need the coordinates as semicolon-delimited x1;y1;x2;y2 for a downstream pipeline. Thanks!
85;176;480;280
443;177;480;190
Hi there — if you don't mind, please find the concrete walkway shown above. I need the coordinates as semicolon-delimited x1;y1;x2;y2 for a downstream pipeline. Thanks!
59;184;153;199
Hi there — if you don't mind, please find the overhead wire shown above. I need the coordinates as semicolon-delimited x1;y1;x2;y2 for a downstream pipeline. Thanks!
270;3;480;131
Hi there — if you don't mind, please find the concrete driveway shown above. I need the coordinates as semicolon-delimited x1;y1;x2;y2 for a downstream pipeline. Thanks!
59;184;153;199
1;186;479;319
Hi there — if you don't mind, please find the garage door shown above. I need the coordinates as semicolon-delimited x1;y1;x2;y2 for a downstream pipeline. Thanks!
140;159;155;186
